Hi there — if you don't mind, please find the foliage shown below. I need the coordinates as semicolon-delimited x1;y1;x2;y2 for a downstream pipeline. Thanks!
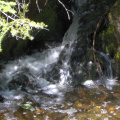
21;103;35;110
99;0;120;61
0;0;47;52
100;24;117;53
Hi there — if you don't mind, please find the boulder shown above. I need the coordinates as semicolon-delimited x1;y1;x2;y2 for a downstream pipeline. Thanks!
8;73;30;91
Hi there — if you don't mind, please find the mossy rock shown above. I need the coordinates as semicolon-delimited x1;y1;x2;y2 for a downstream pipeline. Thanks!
0;37;28;61
99;0;120;78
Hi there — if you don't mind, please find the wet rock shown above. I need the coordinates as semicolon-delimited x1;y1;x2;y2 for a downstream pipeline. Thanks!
42;44;71;83
70;0;117;86
109;107;115;111
8;73;30;91
34;109;44;115
113;93;120;98
98;0;120;79
0;95;4;102
37;0;117;87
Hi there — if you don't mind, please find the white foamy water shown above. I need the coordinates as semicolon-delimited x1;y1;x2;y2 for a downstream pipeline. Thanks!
1;1;119;120
0;46;65;91
0;11;81;113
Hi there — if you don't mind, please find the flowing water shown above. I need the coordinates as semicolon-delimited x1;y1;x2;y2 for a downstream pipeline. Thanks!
0;0;120;120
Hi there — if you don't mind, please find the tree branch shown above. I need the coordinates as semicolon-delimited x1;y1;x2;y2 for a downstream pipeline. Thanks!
58;0;74;20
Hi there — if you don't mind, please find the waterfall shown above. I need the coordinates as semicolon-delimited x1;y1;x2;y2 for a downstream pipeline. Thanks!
0;0;118;93
99;52;118;90
58;0;88;85
0;46;63;90
100;52;113;78
59;13;80;85
75;0;87;8
0;1;120;119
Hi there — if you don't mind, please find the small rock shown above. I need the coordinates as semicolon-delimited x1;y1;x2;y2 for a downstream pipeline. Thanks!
0;95;4;102
8;73;29;91
109;107;115;111
34;110;44;115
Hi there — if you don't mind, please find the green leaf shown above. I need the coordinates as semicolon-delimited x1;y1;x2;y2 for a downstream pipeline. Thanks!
0;1;47;52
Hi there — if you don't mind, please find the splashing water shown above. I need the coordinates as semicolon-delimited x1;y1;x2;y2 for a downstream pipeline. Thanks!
0;12;80;116
99;52;118;90
0;0;120;119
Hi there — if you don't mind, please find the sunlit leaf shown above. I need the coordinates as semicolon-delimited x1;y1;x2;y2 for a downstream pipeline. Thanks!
0;0;47;52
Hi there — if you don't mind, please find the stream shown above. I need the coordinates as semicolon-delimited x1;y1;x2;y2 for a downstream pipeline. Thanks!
0;0;120;120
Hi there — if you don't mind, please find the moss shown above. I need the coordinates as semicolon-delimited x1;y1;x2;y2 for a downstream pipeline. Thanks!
35;8;57;37
99;0;120;78
11;39;28;57
115;47;120;62
100;24;117;54
100;0;120;55
110;0;120;18
0;37;28;61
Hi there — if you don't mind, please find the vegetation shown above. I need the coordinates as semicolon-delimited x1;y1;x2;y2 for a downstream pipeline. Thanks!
0;0;47;52
98;0;120;78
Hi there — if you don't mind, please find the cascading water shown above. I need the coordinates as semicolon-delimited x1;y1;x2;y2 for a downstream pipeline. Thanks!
0;0;120;119
0;0;117;104
100;52;113;78
59;13;80;85
97;52;118;90
0;1;81;118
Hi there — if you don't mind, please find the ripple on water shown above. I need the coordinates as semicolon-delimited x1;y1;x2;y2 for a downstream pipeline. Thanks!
100;109;107;114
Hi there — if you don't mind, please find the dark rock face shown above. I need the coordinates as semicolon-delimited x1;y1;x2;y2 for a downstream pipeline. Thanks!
26;0;73;51
98;0;120;79
8;73;30;91
70;0;117;84
0;95;4;102
0;38;28;61
42;0;117;85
